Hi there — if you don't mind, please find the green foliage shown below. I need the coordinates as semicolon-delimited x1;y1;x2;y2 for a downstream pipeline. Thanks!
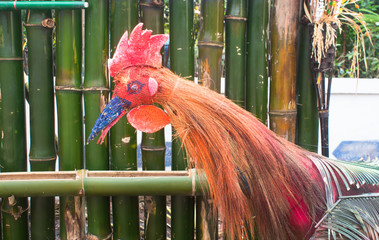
335;0;378;78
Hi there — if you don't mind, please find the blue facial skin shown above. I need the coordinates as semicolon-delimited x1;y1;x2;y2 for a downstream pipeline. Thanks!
87;96;131;143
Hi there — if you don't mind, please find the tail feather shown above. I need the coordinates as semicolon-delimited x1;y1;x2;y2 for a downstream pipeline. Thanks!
151;68;324;239
128;66;379;239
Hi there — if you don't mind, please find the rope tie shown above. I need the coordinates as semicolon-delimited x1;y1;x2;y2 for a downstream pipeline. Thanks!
13;0;17;10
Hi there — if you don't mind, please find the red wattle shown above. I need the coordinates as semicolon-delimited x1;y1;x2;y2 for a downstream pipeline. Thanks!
127;105;170;133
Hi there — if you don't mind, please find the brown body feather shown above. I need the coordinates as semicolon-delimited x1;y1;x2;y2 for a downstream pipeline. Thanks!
120;66;325;239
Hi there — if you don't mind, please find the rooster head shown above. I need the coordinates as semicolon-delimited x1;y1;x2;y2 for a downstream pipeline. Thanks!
88;23;170;144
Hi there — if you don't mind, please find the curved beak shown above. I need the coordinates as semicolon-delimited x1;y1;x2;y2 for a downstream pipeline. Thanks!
87;96;131;144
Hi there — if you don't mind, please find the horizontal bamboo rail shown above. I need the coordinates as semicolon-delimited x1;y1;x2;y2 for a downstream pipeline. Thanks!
0;170;205;197
0;1;88;10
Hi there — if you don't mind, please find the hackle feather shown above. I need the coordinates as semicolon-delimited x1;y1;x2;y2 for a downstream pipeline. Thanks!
122;66;325;239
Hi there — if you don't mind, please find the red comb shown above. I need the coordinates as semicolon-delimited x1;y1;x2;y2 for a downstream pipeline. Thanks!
108;23;169;77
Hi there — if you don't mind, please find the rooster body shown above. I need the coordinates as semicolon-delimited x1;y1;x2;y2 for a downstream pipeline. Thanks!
89;24;379;239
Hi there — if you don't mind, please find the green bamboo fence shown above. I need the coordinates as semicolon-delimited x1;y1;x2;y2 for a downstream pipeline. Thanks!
25;1;56;238
0;170;205;196
84;0;111;239
169;0;195;239
109;0;140;239
0;1;88;10
225;0;247;108
55;2;84;238
0;9;29;239
0;1;323;239
296;1;319;153
197;0;224;238
269;0;300;142
140;1;167;239
246;0;269;123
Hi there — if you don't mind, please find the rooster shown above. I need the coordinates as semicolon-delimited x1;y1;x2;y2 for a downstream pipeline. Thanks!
88;23;379;239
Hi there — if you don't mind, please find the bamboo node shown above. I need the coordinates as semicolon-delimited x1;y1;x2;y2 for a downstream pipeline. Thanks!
224;15;247;21
55;86;110;92
0;57;23;61
140;146;166;151
29;157;56;162
197;41;224;48
268;110;297;116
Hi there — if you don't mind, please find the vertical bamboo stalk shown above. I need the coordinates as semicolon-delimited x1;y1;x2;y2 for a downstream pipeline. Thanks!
140;1;166;239
198;0;224;92
0;9;29;239
225;0;247;107
225;4;248;237
246;0;269;123
142;134;166;240
25;1;56;238
296;2;318;153
197;0;224;239
84;0;111;239
269;0;300;142
55;3;84;239
169;0;195;239
109;0;140;239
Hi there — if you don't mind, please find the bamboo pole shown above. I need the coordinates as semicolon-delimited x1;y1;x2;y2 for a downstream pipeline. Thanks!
225;3;248;237
296;2;319;153
169;0;195;239
0;9;29;239
0;170;205;196
0;1;88;10
269;0;300;142
246;0;269;123
83;0;111;238
141;133;166;240
225;0;247;107
109;0;139;239
197;0;224;238
140;1;167;239
55;3;84;239
197;0;224;92
25;2;56;238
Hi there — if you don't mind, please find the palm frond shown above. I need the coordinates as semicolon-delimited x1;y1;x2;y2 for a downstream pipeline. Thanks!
310;155;379;239
311;156;379;204
312;195;379;240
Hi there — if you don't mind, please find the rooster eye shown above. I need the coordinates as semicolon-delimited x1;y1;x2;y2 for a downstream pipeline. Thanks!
127;80;145;94
131;84;139;92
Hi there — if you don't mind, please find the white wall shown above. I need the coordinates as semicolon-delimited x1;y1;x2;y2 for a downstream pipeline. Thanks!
329;78;379;158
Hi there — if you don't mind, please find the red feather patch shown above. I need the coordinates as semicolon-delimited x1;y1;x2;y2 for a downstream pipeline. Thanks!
127;105;170;133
